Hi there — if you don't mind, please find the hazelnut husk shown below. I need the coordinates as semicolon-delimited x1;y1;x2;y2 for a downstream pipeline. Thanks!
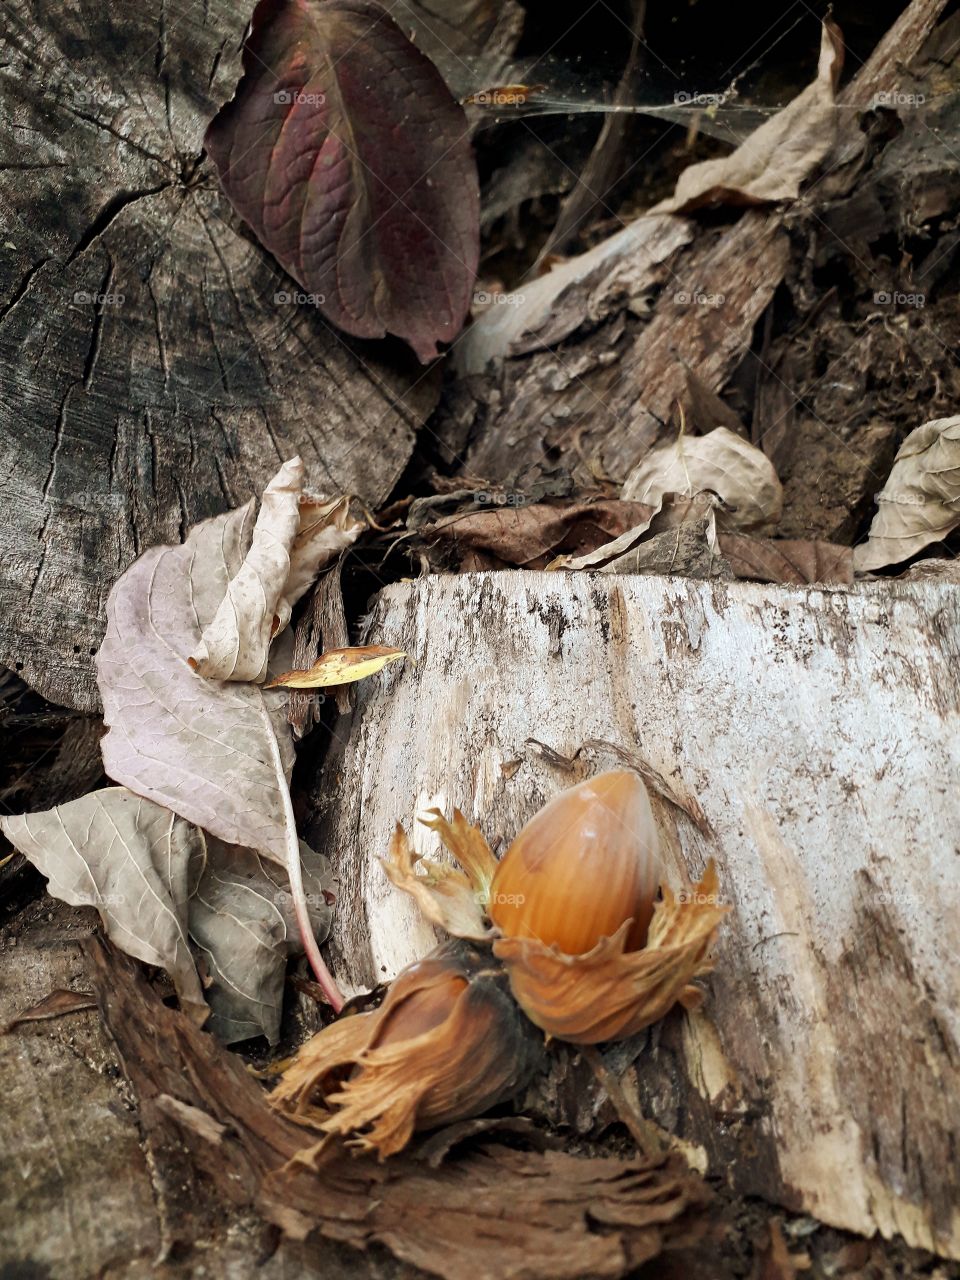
382;770;729;1048
270;939;545;1161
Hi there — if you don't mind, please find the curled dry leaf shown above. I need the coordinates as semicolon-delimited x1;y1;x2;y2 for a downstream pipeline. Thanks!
653;21;844;214
492;863;729;1044
854;416;960;571
0;788;208;1025
270;940;545;1160
622;427;783;532
191;470;363;683
381;812;497;941
4;989;97;1033
268;645;406;690
97;457;352;1010
205;0;479;362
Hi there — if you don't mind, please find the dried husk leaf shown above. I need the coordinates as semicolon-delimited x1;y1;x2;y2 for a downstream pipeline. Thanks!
267;645;406;689
380;812;497;941
270;942;544;1159
493;863;729;1044
854;415;960;571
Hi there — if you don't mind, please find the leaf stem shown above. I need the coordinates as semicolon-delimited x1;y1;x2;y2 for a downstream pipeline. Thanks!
260;696;344;1013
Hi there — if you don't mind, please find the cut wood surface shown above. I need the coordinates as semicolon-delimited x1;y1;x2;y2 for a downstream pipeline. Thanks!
0;0;435;712
311;570;960;1260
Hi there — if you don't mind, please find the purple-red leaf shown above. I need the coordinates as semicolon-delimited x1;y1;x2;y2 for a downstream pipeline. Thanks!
205;0;479;362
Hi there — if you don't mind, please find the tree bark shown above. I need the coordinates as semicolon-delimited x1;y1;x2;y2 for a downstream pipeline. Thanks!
0;0;436;711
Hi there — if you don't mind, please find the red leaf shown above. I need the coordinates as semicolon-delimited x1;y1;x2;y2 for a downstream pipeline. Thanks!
205;0;479;362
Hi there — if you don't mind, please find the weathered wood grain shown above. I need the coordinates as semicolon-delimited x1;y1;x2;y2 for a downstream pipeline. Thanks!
0;920;160;1275
0;0;436;711
309;571;960;1260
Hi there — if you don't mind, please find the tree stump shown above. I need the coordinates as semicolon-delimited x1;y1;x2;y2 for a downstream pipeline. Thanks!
310;570;960;1260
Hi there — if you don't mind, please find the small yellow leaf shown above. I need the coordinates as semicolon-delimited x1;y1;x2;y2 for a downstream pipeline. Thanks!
267;645;407;689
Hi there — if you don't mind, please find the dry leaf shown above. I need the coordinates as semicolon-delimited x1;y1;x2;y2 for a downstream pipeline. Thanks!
596;506;731;578
421;500;656;569
190;463;363;682
4;988;96;1032
268;645;406;689
0;788;208;1025
653;21;843;213
97;458;348;1009
622;428;783;532
854;416;960;571
190;838;333;1044
718;533;854;584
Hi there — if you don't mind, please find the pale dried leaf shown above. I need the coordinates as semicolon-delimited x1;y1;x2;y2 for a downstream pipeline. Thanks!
190;839;333;1044
653;21;843;214
190;458;304;682
854;416;960;571
0;788;208;1025
622;427;783;533
97;481;297;864
268;645;406;690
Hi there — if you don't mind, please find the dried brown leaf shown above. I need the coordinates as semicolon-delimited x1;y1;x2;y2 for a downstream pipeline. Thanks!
423;500;656;569
4;988;96;1033
718;533;854;584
